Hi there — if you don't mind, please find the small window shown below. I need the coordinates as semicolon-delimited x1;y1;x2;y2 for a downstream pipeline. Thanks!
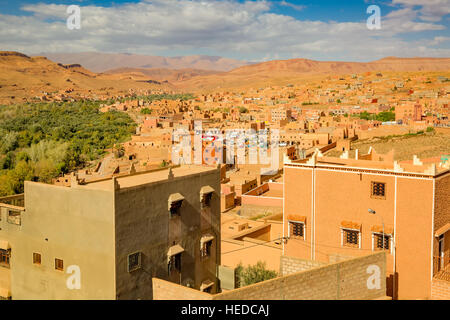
374;233;391;250
203;286;213;294
343;229;359;248
0;249;10;268
168;253;182;274
33;253;41;265
55;258;64;271
201;193;213;208
371;182;386;199
201;241;212;258
128;252;142;273
289;221;305;239
170;201;182;218
7;210;21;225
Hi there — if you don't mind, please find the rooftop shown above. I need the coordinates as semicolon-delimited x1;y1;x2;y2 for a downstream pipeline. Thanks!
287;155;449;177
83;165;218;190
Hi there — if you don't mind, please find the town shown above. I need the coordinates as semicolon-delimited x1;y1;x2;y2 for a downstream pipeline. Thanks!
0;0;449;304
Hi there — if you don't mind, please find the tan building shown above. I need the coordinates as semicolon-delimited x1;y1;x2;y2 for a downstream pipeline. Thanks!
283;152;450;300
0;165;221;300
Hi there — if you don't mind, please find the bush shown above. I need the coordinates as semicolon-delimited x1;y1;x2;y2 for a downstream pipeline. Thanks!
235;261;278;288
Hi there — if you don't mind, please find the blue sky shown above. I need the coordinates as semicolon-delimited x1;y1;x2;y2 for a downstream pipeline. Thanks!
0;0;449;61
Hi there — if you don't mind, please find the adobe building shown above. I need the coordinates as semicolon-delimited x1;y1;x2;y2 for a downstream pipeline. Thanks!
396;102;423;124
0;165;221;299
283;151;450;300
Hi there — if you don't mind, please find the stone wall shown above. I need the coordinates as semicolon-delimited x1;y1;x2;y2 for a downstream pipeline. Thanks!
153;252;386;300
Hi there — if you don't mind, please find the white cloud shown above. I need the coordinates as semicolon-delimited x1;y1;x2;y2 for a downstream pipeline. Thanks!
392;0;450;22
279;1;306;12
0;0;447;62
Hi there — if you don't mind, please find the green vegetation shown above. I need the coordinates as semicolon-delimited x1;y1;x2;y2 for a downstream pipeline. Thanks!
302;102;319;106
140;107;152;114
0;101;136;196
353;111;395;122
235;261;278;288
239;107;249;113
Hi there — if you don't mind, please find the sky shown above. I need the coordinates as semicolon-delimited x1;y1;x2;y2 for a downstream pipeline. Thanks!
0;0;449;62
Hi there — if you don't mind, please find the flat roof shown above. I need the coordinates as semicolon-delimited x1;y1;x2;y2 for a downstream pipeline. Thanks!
83;165;217;190
287;156;449;177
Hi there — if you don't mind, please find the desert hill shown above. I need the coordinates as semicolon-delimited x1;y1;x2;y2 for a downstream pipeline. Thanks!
38;52;251;73
0;52;172;104
175;57;450;90
104;67;222;82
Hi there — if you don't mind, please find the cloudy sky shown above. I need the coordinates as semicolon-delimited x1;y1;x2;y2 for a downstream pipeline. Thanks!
0;0;449;62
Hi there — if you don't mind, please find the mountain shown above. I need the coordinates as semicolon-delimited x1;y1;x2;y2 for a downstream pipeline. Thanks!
37;52;251;73
0;51;172;104
104;67;222;82
174;57;450;90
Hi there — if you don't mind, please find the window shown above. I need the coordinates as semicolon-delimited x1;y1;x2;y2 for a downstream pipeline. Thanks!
170;201;182;218
342;229;359;248
374;233;391;251
168;253;182;274
289;221;305;239
7;210;21;225
371;182;386;199
201;193;213;208
0;249;10;268
127;252;142;272
201;240;212;258
203;286;212;294
33;253;41;265
55;258;64;271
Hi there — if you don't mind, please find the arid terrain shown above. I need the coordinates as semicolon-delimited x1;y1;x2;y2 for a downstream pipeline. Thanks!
39;52;251;73
2;51;450;105
327;129;450;161
0;52;173;104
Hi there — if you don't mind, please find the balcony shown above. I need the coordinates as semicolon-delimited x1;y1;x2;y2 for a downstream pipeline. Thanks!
0;194;25;226
0;194;24;207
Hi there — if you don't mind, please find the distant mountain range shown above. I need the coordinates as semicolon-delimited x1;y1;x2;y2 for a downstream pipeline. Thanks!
37;52;251;73
174;56;450;90
1;51;449;104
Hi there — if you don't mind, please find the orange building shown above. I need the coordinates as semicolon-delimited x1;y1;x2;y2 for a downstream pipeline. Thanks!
283;154;450;300
396;103;423;123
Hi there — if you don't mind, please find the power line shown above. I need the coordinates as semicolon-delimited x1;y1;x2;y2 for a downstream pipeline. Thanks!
221;237;285;255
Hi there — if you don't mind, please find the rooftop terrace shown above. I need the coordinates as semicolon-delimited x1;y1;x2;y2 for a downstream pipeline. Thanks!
83;165;218;190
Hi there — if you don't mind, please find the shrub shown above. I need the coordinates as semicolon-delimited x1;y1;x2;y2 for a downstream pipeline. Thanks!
235;261;278;287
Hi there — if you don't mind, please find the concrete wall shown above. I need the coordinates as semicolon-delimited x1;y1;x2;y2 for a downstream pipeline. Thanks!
153;252;386;300
152;278;213;300
114;168;221;299
431;279;450;300
280;255;326;276
2;182;116;300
